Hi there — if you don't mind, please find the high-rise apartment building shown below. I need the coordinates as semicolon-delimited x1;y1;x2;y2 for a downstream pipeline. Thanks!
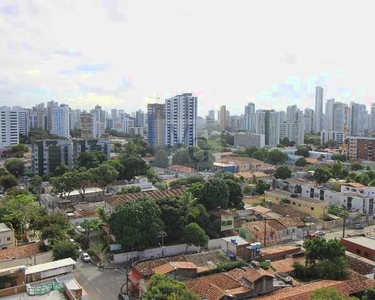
280;122;304;145
254;110;280;147
234;132;265;148
51;104;70;138
244;102;255;131
32;140;73;176
304;108;314;134
135;110;145;128
347;136;375;161
220;105;227;131
13;106;30;137
325;99;335;131
314;86;323;133
286;105;303;123
148;103;166;147
111;109;118;119
72;139;110;161
165;93;197;147
80;113;94;138
0;107;19;149
208;110;215;120
47;101;59;132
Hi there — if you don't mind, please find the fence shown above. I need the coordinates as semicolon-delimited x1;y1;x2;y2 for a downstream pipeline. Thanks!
112;239;223;263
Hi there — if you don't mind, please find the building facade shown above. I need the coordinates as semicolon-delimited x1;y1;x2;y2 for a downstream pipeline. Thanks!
0;107;19;149
72;139;110;161
51;104;70;138
32;140;73;176
80;113;94;138
314;86;323;133
347;136;375;161
234;132;265;148
147;103;165;147
165;93;197;147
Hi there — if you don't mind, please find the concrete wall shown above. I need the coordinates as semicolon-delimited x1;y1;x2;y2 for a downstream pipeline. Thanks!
0;285;26;297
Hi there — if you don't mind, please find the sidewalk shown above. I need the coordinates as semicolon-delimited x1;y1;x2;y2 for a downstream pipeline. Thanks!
90;254;130;270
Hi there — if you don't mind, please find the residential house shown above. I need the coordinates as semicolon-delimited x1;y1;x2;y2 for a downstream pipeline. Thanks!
153;262;198;281
215;156;275;173
0;223;15;249
240;220;288;247
219;236;251;260
209;209;235;232
341;237;375;262
259;245;303;262
265;190;329;220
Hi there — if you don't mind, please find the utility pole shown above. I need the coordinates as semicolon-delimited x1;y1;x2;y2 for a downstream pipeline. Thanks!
342;213;346;238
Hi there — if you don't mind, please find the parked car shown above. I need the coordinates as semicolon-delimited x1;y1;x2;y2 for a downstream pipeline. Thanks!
314;230;325;236
81;253;90;263
354;223;364;229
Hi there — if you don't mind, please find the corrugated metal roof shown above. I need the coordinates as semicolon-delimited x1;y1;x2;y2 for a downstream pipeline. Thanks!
25;258;76;275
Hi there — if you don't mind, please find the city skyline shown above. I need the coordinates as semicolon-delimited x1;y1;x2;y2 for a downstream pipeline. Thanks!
1;1;375;115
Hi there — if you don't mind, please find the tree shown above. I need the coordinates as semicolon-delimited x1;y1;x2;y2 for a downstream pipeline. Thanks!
274;166;292;179
141;274;199;300
183;223;209;251
53;164;69;177
76;151;107;169
28;175;43;195
172;147;214;171
157;197;185;240
200;178;230;210
90;164;119;194
3;194;39;233
351;162;363;171
81;219;100;244
331;154;347;162
295;147;310;157
256;180;270;194
4;158;25;177
331;161;344;178
355;173;371;186
187;182;205;201
295;157;307;167
109;197;164;247
324;140;338;149
0;174;18;191
280;137;290;147
154;149;169;168
10;144;29;155
267;149;288;165
119;155;148;181
314;166;333;183
179;191;200;225
225;179;244;208
52;240;80;261
57;169;93;202
41;224;66;244
309;287;348;300
363;286;375;300
116;185;142;195
242;184;252;195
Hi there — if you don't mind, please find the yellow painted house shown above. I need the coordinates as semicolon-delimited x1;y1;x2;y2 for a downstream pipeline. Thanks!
265;190;328;220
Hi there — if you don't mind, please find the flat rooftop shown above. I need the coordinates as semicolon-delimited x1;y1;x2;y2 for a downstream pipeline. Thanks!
266;190;327;204
343;237;375;249
222;236;249;246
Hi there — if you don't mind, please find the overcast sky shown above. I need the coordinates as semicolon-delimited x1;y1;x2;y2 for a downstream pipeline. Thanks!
1;0;374;116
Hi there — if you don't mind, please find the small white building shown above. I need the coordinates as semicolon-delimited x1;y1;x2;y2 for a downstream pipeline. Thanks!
0;223;15;249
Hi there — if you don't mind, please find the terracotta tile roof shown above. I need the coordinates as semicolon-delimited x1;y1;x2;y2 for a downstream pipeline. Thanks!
0;242;42;260
209;208;232;217
249;205;271;215
242;268;274;283
225;268;246;280
269;203;309;219
261;245;302;257
242;219;287;233
185;273;242;300
168;165;196;173
134;255;187;277
234;171;270;180
153;261;198;274
105;188;184;208
345;270;375;294
269;257;306;274
347;255;375;275
277;217;305;228
256;280;352;300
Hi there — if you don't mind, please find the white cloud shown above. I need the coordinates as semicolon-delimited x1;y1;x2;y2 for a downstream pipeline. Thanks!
0;0;375;115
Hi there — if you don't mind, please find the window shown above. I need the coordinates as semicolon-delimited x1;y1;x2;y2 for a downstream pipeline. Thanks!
311;207;315;211
7;237;10;241
356;249;361;254
298;204;301;207
365;252;369;257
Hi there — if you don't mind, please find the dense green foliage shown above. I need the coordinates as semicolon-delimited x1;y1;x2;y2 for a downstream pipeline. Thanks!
295;147;310;157
0;174;18;191
274;166;292;179
109;197;164;247
154;149;169;168
77;151;108;169
183;222;209;249
200;178;230;210
116;185;142;195
172;146;214;171
4;159;25;177
309;287;348;300
314;166;333;183
141;274;199;300
293;237;348;281
52;240;80;261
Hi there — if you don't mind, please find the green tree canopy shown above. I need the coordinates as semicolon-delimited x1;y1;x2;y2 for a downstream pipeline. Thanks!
157;197;185;240
295;147;310;157
362;286;375;300
4;158;25;177
76;151;107;169
0;174;18;191
90;164;119;193
3;194;39;233
274;166;292;179
41;224;67;244
58;169;93;201
80;219;100;243
351;162;363;171
314;166;333;183
141;274;199;300
52;240;80;261
280;137;290;147
225;179;244;208
256;179;270;194
109;197;164;247
10;144;29;154
183;222;209;249
295;157;307;167
172;147;214;171
118;155;148;181
331;154;347;162
116;185;142;195
267;149;288;165
154;149;169;168
200;178;230;210
53;164;69;177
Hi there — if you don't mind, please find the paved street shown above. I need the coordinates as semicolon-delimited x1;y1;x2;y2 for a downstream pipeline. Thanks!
324;223;375;240
74;259;128;300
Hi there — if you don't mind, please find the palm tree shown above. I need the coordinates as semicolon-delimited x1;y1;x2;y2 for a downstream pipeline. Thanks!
81;219;100;244
179;191;199;225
